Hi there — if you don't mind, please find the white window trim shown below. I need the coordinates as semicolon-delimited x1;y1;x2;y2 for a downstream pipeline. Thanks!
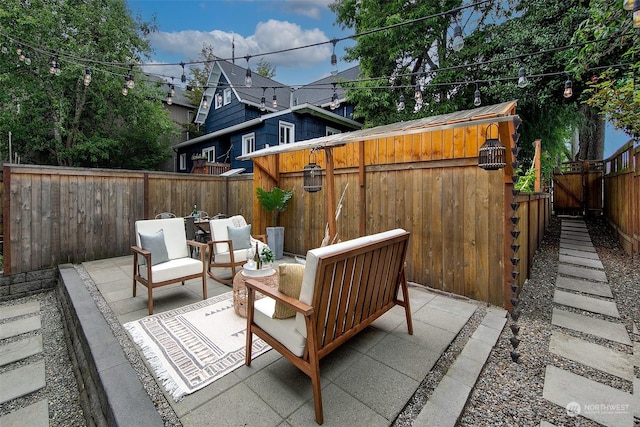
326;126;341;136
279;121;295;145
179;153;187;170
223;88;232;105
202;147;215;162
242;133;256;156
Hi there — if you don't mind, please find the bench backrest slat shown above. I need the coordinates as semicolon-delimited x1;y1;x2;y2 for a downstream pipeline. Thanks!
309;231;410;355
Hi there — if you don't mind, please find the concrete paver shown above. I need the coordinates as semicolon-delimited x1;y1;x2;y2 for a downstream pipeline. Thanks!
549;331;634;380
553;290;620;318
557;264;607;282
0;316;42;340
543;365;633;427
0;301;40;321
559;254;604;270
555;276;613;298
0;399;49;427
0;361;46;404
559;242;597;252
551;308;631;345
0;335;43;366
559;247;601;260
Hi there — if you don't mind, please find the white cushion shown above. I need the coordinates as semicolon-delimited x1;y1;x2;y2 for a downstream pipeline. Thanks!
210;217;236;254
295;229;408;337
214;249;249;264
140;257;203;283
254;297;306;357
135;218;189;260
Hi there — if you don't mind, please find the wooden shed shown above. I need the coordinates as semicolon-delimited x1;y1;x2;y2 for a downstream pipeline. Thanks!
240;101;549;308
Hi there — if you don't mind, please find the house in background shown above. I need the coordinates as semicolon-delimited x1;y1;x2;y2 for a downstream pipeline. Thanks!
155;80;199;172
173;59;363;174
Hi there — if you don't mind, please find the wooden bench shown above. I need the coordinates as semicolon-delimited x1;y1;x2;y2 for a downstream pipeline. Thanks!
244;229;413;424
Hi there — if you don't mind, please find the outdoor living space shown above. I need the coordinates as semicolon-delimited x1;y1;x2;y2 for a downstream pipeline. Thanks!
79;253;500;426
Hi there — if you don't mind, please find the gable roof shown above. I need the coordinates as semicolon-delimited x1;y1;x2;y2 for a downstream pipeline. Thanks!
238;101;518;160
292;65;360;108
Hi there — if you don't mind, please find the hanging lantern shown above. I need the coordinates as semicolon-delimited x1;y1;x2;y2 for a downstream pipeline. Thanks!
303;149;322;193
478;123;506;170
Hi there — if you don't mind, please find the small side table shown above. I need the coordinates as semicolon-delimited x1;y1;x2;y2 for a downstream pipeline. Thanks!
232;267;279;318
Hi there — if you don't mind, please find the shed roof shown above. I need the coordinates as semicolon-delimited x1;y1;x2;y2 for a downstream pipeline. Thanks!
238;100;518;160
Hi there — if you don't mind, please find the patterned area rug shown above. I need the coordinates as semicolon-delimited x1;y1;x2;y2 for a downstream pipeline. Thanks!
124;291;270;401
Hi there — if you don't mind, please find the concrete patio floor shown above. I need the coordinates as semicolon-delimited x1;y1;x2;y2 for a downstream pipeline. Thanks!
81;255;504;427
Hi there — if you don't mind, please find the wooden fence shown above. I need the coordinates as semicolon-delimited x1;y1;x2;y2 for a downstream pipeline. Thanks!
2;165;253;274
552;160;604;216
604;141;639;257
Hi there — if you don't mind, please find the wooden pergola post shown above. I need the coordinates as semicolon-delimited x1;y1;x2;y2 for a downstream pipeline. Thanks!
324;147;337;242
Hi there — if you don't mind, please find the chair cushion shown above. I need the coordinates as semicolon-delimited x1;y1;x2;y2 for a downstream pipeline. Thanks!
227;224;252;250
138;229;169;266
135;218;189;260
139;257;203;282
254;297;306;357
273;263;305;319
210;217;235;254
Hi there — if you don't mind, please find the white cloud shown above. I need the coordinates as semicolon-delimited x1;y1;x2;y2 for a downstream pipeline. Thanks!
145;19;332;73
284;0;333;19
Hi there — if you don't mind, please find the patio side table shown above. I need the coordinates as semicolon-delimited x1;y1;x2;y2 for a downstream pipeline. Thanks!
232;266;279;318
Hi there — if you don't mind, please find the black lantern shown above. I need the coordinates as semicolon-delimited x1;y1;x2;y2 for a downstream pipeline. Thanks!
478;123;506;170
303;150;322;192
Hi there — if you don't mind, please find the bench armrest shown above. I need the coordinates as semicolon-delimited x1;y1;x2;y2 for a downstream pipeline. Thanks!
245;278;314;317
187;240;208;249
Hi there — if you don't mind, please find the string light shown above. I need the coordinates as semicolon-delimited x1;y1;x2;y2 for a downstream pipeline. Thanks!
623;0;633;11
397;94;405;112
1;43;7;54
180;61;187;83
244;56;252;87
517;67;528;88
260;87;266;111
634;0;640;28
563;74;573;98
122;83;128;96
452;25;464;52
83;66;91;86
474;83;482;106
24;52;31;65
272;88;277;108
330;39;338;67
166;92;173;105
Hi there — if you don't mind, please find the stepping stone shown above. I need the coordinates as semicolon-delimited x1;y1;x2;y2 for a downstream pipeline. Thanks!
543;365;633;427
554;290;619;318
0;302;40;321
552;308;631;345
560;242;597;253
559;248;601;260
0;361;46;404
0;316;42;340
540;422;557;427
556;276;613;298
0;335;43;366
560;232;592;241
560;238;595;248
549;331;634;381
0;399;49;427
559;254;604;270
634;378;640;420
558;264;607;283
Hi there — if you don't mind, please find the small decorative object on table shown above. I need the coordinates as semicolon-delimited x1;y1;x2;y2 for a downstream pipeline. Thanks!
260;247;275;267
233;264;278;317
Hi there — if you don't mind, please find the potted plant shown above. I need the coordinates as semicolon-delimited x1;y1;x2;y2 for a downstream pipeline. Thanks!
256;186;293;259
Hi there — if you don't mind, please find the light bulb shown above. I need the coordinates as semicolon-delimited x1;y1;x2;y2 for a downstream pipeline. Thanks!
452;26;464;52
83;67;91;86
517;67;528;88
413;98;423;113
217;92;223;106
170;84;175;96
397;95;405;112
272;94;277;108
24;54;31;65
55;63;61;76
414;83;422;100
202;97;208;109
122;84;128;96
127;74;135;89
623;0;633;10
1;43;7;54
634;2;640;28
334;97;340;110
18;51;25;61
260;96;266;111
331;53;337;67
563;79;573;98
245;68;252;87
474;88;481;106
167;93;172;105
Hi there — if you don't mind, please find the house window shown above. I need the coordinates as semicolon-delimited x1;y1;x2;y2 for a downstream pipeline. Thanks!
242;133;256;155
279;121;294;145
202;147;215;162
179;153;186;170
215;92;223;109
223;88;232;105
326;126;341;136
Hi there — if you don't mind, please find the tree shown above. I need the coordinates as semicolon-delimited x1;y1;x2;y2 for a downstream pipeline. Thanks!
256;58;276;79
183;43;216;109
570;0;639;142
0;0;176;168
329;0;622;182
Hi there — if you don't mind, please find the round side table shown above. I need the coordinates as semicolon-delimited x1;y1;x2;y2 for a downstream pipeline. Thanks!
232;267;279;318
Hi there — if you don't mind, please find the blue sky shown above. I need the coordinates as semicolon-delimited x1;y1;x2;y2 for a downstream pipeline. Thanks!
125;0;355;87
125;0;633;156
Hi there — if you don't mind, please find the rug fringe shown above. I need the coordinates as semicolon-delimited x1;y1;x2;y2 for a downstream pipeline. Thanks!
124;322;186;401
